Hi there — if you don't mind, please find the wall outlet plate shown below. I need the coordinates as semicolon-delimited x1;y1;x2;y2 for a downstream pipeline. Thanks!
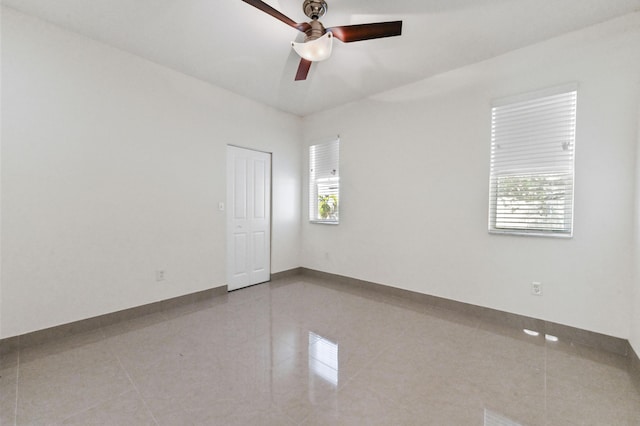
531;281;542;296
156;270;165;282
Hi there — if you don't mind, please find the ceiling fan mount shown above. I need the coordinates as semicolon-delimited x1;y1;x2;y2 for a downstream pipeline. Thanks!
240;0;403;81
302;0;328;20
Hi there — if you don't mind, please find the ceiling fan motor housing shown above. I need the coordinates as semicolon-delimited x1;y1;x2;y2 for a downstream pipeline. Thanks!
305;19;326;41
303;0;327;20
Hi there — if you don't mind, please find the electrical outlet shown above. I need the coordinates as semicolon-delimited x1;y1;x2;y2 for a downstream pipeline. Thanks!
531;282;542;296
156;270;165;282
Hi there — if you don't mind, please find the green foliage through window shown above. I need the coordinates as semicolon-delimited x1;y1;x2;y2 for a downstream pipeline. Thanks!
495;173;572;232
318;194;338;220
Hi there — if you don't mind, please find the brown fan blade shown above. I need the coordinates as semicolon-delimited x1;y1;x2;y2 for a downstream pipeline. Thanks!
241;0;310;32
327;21;402;43
295;59;312;81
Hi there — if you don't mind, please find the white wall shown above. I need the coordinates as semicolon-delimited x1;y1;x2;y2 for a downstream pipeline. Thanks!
302;13;640;339
0;8;302;338
2;6;640;345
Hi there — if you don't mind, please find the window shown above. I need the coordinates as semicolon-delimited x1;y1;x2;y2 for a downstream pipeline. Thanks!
309;138;339;224
489;86;577;237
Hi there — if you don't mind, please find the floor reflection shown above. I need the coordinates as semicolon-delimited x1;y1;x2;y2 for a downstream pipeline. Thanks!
484;408;522;426
308;331;339;387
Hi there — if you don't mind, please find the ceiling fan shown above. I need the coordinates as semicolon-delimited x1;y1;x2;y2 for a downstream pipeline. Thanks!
241;0;403;81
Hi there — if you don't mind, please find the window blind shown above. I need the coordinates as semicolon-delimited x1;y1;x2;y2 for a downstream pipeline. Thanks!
309;139;340;223
489;88;577;236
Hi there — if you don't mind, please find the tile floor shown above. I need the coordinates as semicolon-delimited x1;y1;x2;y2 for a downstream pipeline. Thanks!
1;275;639;425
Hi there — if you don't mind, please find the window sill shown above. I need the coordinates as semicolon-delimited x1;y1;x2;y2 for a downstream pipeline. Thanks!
489;229;572;238
310;220;339;225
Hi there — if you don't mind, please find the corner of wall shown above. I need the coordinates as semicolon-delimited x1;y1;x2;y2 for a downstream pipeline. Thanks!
632;104;640;356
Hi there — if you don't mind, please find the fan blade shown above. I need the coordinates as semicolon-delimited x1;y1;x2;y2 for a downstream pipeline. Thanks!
328;21;402;43
295;59;312;81
241;0;310;32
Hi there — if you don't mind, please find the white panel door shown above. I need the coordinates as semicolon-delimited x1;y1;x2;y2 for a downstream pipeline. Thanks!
227;146;271;291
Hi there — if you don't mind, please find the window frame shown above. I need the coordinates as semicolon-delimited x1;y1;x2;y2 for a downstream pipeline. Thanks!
488;85;578;238
309;138;340;225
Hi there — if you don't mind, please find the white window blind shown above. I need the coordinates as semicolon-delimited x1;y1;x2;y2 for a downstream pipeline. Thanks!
489;87;577;237
309;138;339;224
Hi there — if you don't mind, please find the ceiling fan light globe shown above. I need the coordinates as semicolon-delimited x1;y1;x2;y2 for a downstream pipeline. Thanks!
291;32;333;62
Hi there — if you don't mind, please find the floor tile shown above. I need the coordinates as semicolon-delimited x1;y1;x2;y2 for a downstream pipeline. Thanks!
16;331;134;424
60;390;156;425
6;276;640;425
0;350;18;426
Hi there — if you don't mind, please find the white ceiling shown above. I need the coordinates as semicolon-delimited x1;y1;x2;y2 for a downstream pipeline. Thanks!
3;0;640;116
